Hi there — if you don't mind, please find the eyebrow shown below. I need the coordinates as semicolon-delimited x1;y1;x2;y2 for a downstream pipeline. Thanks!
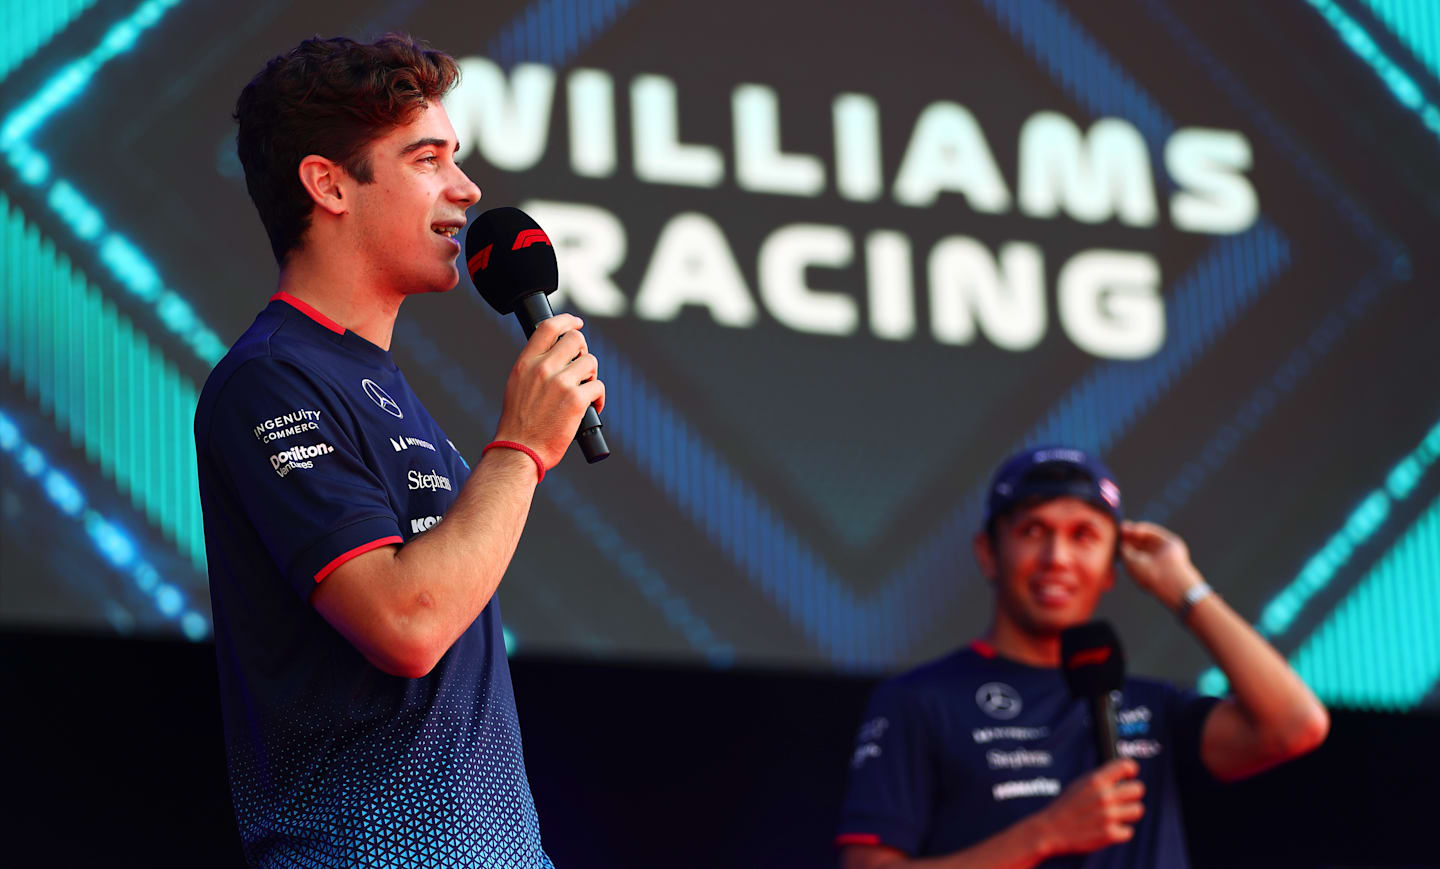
398;137;458;156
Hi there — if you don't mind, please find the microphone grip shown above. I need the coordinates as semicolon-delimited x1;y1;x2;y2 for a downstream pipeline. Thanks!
514;293;610;464
1091;692;1119;764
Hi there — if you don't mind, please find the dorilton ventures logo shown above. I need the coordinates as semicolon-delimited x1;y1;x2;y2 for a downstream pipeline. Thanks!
408;469;453;492
270;442;335;477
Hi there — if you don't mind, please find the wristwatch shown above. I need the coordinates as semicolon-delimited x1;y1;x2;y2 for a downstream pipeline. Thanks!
1176;582;1215;624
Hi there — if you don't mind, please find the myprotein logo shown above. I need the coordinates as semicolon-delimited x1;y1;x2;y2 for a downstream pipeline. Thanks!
410;514;444;534
971;726;1048;744
390;435;437;453
362;379;403;419
270;442;335;477
408;469;453;492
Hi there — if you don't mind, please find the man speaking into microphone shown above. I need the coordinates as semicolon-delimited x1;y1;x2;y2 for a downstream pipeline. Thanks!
836;447;1330;868
194;34;600;867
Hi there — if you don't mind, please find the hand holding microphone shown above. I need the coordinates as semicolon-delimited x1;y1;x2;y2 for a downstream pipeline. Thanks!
467;206;610;469
1027;621;1143;858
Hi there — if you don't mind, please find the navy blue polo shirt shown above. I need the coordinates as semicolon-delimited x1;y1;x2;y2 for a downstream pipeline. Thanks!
195;292;552;868
837;641;1216;868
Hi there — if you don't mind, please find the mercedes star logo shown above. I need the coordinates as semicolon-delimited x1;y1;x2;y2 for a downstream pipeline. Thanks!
976;682;1023;720
362;378;403;419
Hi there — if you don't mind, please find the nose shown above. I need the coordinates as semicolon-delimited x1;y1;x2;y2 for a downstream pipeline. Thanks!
451;166;481;208
1039;532;1074;568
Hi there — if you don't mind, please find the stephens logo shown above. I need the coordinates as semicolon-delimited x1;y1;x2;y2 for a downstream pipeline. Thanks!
986;748;1053;770
408;469;453;492
270;442;335;477
362;379;404;419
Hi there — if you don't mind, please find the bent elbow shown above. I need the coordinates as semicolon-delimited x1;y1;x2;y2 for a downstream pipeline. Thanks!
1286;705;1330;758
364;617;448;679
368;643;443;679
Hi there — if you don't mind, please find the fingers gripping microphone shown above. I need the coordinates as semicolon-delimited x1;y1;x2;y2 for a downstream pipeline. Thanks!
466;206;609;463
1060;621;1127;764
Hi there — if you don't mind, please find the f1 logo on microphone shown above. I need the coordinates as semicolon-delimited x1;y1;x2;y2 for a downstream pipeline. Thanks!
1067;647;1111;668
512;229;550;250
467;243;492;274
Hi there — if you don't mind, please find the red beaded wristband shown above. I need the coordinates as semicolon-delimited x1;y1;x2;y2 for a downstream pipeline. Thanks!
482;440;545;483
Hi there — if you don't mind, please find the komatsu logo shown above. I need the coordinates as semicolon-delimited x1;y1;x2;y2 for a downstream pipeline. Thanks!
410;514;444;534
270;442;335;477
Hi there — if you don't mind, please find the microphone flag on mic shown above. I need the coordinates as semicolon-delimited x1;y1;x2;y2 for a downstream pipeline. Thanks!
465;206;609;463
1060;620;1126;764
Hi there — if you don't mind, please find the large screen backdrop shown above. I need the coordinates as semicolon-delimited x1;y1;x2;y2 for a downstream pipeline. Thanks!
2;0;1438;710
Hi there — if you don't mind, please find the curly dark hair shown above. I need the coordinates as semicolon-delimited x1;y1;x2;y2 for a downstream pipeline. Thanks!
234;34;460;265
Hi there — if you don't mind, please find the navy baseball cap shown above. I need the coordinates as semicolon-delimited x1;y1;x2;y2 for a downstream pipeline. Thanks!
983;445;1123;530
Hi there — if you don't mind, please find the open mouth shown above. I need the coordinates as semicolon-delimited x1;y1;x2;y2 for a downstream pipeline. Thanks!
1031;579;1076;607
431;225;460;238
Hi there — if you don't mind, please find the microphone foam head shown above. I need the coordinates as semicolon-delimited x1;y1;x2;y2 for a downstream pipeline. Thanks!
1060;620;1126;697
465;206;558;314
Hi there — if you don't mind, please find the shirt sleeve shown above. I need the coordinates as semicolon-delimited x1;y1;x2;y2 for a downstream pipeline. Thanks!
204;356;403;599
835;680;934;855
1165;683;1222;780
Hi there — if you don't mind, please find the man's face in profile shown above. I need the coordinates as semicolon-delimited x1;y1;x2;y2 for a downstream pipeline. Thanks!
343;102;481;295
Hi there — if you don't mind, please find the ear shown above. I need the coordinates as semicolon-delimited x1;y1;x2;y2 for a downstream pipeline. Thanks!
297;155;348;217
973;531;998;583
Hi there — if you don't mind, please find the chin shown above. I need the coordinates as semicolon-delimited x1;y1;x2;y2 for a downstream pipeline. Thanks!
1025;608;1090;636
406;271;461;295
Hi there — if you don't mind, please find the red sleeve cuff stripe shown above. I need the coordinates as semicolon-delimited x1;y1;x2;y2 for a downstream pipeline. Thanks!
835;834;883;847
314;536;402;582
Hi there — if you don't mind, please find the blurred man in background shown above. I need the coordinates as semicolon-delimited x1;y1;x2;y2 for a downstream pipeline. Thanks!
837;446;1328;868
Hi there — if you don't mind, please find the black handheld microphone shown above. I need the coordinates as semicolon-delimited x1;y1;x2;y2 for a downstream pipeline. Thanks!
465;206;609;464
1060;620;1127;764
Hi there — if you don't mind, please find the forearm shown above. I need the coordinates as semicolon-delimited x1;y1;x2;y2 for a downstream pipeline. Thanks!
377;447;537;669
1183;584;1329;762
